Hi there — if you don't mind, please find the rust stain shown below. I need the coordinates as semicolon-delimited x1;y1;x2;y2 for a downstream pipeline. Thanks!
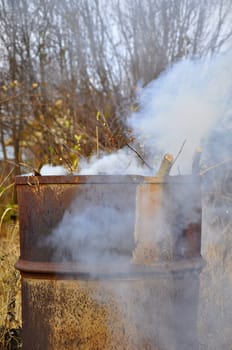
16;179;138;262
22;277;136;350
21;271;201;350
15;175;203;350
133;181;202;264
133;183;173;264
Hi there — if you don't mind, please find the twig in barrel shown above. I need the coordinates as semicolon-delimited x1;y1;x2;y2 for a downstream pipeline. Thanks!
156;153;174;177
172;139;187;168
200;158;232;176
126;143;153;170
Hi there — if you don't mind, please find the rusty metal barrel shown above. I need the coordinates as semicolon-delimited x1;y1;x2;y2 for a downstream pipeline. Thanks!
15;174;204;350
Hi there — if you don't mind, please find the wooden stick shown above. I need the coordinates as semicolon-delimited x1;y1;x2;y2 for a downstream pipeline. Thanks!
192;147;202;174
156;153;174;177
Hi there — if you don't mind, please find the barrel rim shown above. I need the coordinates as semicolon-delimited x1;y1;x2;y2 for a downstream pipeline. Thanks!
15;174;201;185
15;257;205;279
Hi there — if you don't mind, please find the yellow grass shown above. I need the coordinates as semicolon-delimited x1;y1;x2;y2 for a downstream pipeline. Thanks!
0;222;21;348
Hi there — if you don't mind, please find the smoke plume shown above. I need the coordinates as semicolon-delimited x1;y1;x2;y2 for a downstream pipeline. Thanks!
74;51;232;176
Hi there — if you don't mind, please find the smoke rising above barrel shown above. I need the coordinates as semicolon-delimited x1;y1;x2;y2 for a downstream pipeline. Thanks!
70;51;232;176
129;51;232;174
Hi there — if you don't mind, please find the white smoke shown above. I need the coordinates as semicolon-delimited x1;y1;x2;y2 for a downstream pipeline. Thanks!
127;51;232;174
40;164;68;175
21;164;68;176
77;149;150;175
46;202;134;264
34;51;232;176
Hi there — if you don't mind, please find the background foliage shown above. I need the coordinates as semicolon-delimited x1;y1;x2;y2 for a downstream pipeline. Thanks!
0;0;231;174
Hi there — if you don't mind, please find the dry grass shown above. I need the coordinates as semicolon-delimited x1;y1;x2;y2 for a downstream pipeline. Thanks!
0;222;21;349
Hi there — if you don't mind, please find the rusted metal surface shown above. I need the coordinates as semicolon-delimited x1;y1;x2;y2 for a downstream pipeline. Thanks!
16;257;204;279
16;175;143;262
21;267;202;350
133;180;201;264
15;175;201;263
15;174;203;350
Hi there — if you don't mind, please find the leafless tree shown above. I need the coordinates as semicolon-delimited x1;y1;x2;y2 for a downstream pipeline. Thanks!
0;0;231;172
113;0;232;87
